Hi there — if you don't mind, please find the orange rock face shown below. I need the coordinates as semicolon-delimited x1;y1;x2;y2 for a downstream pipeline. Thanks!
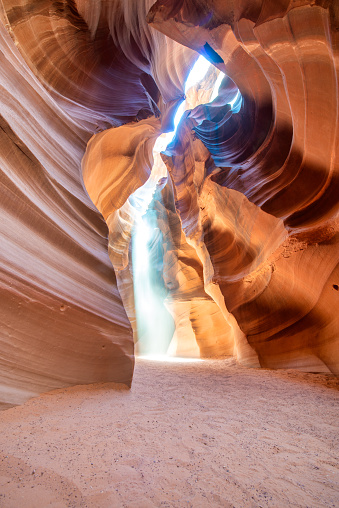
0;0;338;406
147;0;339;373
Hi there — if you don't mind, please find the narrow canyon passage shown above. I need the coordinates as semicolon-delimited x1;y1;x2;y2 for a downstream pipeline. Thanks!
0;360;338;508
1;0;339;408
0;2;338;506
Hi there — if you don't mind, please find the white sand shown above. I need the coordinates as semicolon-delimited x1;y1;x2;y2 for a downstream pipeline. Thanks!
0;358;338;507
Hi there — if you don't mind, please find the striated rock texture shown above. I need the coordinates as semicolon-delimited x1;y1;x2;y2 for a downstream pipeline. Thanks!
0;2;138;408
146;0;339;373
0;0;338;405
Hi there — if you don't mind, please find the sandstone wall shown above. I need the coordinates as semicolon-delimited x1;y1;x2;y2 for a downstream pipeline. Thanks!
0;0;338;406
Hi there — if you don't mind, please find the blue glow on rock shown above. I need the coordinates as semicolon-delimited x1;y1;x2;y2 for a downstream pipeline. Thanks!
131;53;239;358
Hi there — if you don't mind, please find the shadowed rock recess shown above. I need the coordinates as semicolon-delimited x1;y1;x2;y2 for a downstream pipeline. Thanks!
0;0;338;407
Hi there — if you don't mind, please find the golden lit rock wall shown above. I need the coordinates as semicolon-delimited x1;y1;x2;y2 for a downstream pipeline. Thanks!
0;4;135;408
148;0;339;373
0;0;338;407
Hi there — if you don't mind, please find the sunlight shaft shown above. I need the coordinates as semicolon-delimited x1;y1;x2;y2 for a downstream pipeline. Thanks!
131;54;238;359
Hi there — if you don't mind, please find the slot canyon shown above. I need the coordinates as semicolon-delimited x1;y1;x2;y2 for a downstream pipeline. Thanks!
0;1;338;506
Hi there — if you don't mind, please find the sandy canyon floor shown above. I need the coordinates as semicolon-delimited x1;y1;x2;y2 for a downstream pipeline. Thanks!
0;358;338;508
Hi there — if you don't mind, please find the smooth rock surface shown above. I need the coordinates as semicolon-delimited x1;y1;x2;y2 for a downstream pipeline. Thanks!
0;0;338;406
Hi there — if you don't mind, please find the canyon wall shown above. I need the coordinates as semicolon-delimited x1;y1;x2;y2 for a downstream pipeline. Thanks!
0;0;338;406
147;0;339;373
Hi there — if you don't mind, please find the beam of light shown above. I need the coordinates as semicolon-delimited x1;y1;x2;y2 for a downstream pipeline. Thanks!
154;56;240;152
131;208;175;356
184;55;211;93
131;53;240;361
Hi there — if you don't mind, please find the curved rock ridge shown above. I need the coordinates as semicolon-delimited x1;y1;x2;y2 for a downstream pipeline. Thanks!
0;0;200;407
147;0;339;372
149;1;339;226
0;6;135;408
83;0;339;371
1;0;196;128
0;0;339;407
